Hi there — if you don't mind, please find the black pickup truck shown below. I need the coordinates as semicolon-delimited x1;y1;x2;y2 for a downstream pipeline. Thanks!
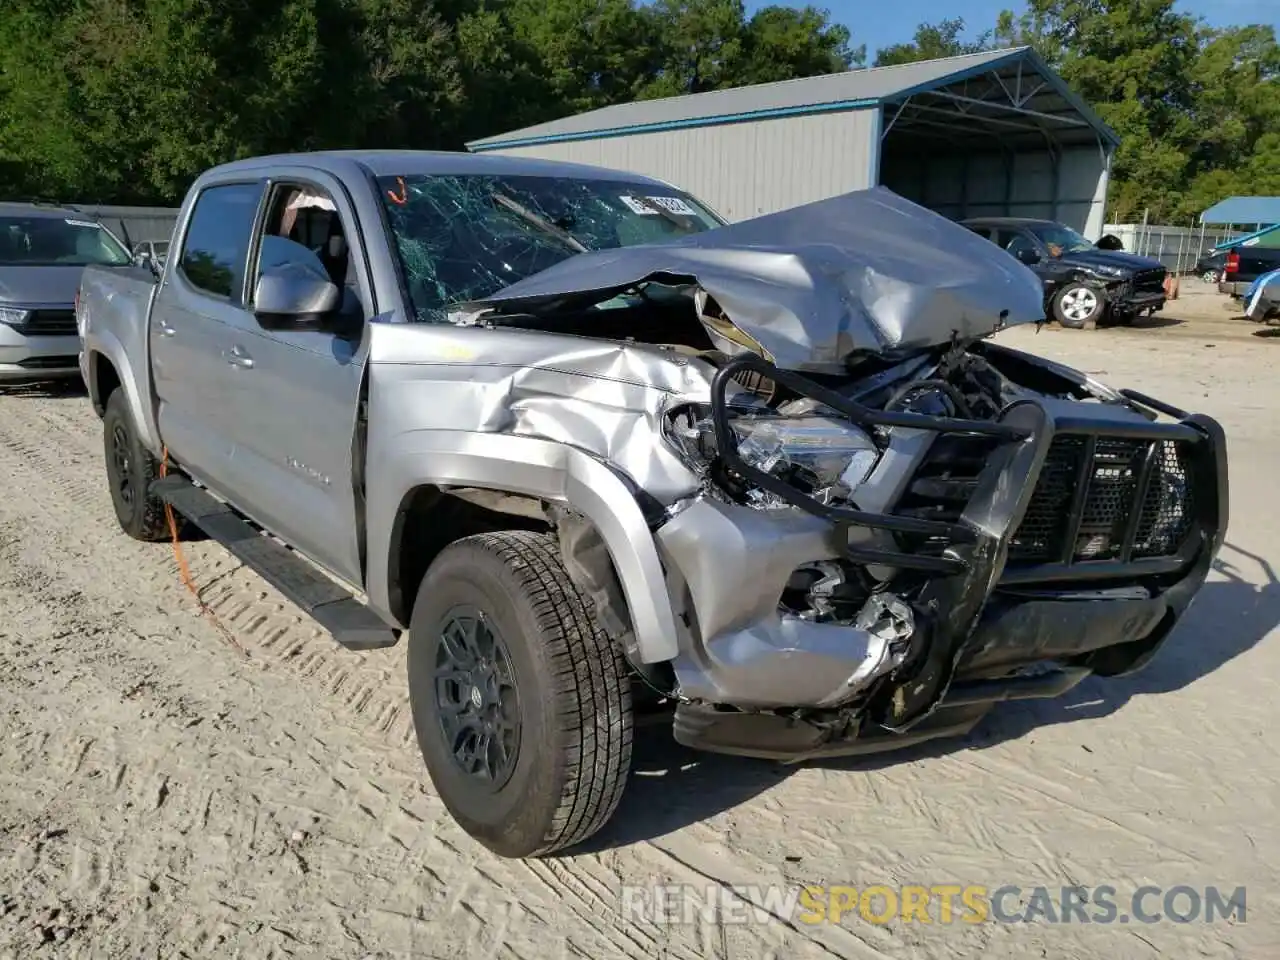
961;217;1167;328
1217;228;1280;299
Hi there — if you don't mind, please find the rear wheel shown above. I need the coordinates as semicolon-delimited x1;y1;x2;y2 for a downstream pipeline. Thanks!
103;389;170;541
1052;283;1105;329
407;530;633;858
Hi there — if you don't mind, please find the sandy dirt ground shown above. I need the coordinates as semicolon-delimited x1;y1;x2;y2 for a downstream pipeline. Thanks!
1;280;1277;959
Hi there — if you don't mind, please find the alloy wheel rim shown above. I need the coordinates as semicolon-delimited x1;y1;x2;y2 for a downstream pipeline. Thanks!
111;423;134;508
1062;288;1099;321
434;605;521;789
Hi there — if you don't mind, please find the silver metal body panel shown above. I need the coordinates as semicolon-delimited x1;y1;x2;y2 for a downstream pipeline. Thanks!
655;497;904;708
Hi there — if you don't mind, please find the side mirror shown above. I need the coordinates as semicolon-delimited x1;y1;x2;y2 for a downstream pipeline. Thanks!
252;235;340;329
253;262;339;326
133;247;161;277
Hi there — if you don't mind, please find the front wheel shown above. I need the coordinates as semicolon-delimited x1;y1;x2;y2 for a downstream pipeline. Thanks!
407;530;633;858
1052;282;1106;329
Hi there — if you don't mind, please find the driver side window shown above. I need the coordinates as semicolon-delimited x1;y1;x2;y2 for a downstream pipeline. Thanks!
999;230;1038;263
252;183;363;318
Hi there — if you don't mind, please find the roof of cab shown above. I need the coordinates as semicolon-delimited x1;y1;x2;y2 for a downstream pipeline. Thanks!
200;149;679;188
959;216;1062;228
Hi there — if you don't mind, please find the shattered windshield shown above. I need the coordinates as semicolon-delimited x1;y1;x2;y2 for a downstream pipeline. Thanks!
376;173;723;321
1029;223;1095;256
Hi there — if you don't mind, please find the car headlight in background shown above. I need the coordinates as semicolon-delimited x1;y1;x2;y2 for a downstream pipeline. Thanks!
0;307;30;326
1086;264;1127;279
665;400;882;507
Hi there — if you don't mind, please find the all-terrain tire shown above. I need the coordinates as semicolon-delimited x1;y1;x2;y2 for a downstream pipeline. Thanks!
407;530;633;858
103;388;171;542
1052;282;1106;329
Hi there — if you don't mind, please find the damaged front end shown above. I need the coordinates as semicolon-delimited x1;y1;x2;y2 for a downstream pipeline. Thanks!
444;188;1228;762
648;347;1227;761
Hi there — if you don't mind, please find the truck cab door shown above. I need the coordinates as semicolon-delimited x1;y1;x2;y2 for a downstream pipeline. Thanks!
210;173;372;589
151;179;268;497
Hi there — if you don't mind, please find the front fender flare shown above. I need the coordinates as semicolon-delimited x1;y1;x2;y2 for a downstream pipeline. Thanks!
364;430;679;664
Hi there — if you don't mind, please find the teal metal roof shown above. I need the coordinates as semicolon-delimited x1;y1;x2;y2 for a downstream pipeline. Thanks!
1201;196;1280;226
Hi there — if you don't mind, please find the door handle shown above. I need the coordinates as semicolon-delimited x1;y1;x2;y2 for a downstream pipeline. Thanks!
223;345;254;369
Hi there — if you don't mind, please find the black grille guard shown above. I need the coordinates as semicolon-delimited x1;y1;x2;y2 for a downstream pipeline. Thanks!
708;355;1229;733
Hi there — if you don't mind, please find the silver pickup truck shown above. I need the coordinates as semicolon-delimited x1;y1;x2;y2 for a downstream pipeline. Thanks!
77;150;1228;859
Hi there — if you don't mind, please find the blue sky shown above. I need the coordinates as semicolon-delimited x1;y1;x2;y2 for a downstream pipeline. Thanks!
754;0;1280;59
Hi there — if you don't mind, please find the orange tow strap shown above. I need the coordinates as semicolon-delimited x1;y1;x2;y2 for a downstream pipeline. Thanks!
159;447;248;659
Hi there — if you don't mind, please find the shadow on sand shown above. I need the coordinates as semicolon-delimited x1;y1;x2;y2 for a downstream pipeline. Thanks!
1108;314;1184;331
0;377;88;399
575;541;1279;853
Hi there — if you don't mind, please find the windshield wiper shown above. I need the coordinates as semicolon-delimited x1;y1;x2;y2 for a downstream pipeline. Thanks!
489;190;591;254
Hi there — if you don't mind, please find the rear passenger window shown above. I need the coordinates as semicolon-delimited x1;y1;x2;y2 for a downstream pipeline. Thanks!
179;182;265;300
966;226;993;241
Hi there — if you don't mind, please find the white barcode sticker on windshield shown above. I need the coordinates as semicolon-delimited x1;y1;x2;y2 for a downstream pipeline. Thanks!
646;195;697;216
619;194;697;216
619;195;657;215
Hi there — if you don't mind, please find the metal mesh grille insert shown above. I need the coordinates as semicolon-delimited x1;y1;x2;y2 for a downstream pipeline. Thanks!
1132;441;1197;558
1008;435;1197;565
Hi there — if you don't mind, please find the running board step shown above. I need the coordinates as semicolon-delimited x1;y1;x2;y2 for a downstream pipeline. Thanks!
150;475;399;651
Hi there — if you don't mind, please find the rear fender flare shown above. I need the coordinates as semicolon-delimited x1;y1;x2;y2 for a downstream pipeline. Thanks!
365;430;679;664
86;333;162;458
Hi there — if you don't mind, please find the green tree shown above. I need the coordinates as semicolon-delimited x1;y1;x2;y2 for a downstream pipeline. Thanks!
873;18;992;67
0;0;862;202
638;0;856;98
736;6;863;85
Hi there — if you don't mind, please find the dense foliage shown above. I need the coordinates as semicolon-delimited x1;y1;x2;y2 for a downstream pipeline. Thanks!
0;0;1274;222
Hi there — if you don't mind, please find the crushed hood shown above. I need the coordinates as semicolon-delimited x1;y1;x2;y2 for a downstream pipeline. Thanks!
453;186;1047;373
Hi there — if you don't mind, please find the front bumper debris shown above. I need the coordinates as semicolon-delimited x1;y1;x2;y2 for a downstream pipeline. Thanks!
665;357;1228;760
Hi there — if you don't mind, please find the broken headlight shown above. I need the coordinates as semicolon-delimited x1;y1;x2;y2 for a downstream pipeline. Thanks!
665;402;881;506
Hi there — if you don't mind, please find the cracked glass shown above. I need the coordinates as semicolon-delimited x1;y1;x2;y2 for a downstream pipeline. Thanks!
375;173;723;322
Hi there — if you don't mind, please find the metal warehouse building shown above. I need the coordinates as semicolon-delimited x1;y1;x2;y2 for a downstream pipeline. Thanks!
466;47;1120;238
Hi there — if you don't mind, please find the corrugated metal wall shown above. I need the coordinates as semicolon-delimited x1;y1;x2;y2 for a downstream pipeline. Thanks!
879;144;1109;238
487;108;882;222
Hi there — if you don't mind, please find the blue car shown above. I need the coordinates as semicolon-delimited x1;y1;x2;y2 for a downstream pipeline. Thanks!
1244;266;1280;323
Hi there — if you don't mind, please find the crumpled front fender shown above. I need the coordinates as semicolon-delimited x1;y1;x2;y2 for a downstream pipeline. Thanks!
363;429;680;663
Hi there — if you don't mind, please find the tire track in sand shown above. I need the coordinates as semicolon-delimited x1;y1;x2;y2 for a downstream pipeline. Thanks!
0;392;714;959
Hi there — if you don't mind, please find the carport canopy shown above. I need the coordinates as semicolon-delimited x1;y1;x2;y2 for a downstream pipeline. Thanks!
875;46;1121;235
1201;196;1280;226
